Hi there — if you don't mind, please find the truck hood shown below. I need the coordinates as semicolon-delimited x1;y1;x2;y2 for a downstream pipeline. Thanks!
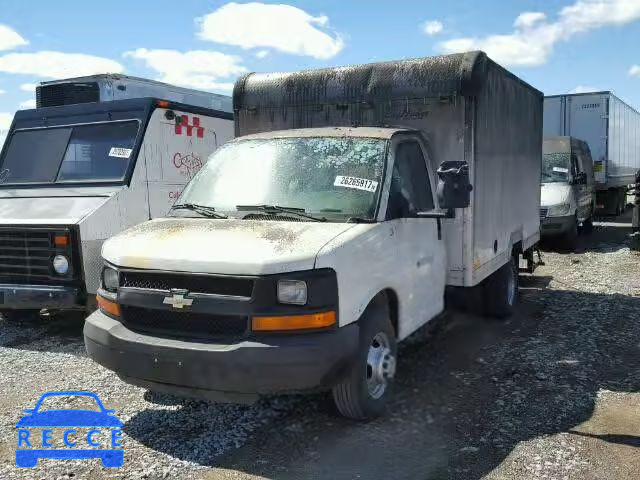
540;183;571;207
0;194;113;225
102;218;358;275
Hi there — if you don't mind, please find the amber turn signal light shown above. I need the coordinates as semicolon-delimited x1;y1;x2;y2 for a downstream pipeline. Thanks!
251;311;336;332
54;234;70;247
97;294;121;318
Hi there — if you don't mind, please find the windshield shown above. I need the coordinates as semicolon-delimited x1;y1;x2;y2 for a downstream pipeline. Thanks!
177;136;387;221
542;152;571;183
0;120;139;185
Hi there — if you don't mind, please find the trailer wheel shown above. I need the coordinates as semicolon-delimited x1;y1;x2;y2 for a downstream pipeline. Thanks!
332;299;397;420
0;310;40;322
483;254;519;318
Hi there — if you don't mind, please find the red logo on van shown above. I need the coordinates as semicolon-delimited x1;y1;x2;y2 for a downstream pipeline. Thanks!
175;116;204;138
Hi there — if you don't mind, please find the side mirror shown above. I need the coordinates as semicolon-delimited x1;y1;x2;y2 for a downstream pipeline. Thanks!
436;161;473;210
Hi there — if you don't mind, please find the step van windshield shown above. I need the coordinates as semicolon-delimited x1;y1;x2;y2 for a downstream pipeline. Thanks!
0;120;139;185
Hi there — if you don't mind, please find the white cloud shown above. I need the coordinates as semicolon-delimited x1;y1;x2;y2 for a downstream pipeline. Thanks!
439;0;640;67
198;2;344;59
569;85;600;93
20;83;37;92
0;112;13;147
124;48;247;91
19;99;36;109
255;49;270;59
0;24;27;51
0;89;5;95
0;51;123;78
629;65;640;77
513;12;547;29
423;20;444;36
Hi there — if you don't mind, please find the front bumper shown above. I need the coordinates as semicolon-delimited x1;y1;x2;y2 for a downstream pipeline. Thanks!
0;284;82;310
540;214;575;237
84;310;359;403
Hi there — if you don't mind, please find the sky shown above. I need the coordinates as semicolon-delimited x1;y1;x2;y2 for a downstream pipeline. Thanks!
2;0;640;143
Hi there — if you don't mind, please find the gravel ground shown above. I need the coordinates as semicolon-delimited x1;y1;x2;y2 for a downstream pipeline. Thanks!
0;213;639;479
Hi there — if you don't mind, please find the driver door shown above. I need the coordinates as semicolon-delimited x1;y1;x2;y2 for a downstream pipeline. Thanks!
385;136;447;337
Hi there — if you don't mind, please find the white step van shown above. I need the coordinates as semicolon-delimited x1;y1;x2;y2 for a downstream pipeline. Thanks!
84;52;542;419
0;78;233;320
540;136;596;249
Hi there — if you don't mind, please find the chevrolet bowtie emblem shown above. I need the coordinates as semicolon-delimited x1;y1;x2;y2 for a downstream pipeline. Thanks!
163;291;193;309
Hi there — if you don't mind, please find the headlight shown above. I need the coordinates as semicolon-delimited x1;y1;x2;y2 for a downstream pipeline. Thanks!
102;266;119;292
277;280;307;305
547;203;571;217
52;255;69;275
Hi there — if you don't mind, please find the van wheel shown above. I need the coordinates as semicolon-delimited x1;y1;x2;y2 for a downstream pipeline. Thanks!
1;310;40;322
483;254;518;318
561;215;578;251
332;299;397;420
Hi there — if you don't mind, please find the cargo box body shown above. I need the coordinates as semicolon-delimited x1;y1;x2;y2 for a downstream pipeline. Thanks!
233;52;542;286
544;92;640;190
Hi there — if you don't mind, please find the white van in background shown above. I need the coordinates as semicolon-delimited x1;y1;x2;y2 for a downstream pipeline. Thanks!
540;136;596;250
0;78;233;320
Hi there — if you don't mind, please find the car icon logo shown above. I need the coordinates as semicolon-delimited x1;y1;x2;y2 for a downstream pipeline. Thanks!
162;289;193;309
15;390;124;468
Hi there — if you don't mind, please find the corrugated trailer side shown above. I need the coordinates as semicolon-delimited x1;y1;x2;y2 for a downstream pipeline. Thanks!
607;93;640;188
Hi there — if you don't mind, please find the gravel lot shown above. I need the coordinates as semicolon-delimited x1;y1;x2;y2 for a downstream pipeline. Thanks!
1;213;639;480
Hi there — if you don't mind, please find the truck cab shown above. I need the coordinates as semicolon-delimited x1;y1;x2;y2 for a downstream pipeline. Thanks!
540;136;596;249
0;93;233;320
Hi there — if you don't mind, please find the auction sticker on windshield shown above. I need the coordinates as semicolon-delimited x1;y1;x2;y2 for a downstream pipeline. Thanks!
334;175;378;193
108;147;132;159
552;166;569;173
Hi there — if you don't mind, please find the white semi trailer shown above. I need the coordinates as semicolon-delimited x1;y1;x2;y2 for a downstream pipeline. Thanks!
544;92;640;215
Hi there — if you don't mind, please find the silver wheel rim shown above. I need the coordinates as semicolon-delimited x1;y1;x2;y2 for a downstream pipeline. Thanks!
366;332;396;399
507;261;516;306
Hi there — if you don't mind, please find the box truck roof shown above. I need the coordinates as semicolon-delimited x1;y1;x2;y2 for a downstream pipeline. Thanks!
236;126;409;141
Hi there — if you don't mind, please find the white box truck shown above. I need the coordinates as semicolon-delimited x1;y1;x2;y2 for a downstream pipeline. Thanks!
544;92;640;215
84;51;542;419
0;77;233;321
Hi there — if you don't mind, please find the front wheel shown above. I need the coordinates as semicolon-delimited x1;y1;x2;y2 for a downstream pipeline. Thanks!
581;216;594;234
483;254;519;318
332;299;397;420
561;215;578;251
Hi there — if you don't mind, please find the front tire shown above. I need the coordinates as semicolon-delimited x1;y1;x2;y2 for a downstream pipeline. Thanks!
483;254;519;318
561;215;578;251
332;298;397;420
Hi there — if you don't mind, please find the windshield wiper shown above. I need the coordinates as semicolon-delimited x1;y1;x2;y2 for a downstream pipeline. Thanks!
346;216;376;223
171;203;228;219
236;204;327;222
